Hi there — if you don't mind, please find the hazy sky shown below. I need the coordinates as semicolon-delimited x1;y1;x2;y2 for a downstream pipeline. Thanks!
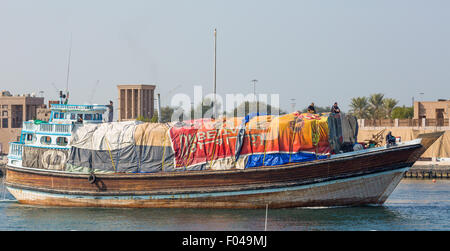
0;0;449;113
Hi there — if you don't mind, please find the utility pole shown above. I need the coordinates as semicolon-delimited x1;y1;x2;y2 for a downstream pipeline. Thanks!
65;33;73;101
157;93;162;123
290;98;296;112
213;28;217;119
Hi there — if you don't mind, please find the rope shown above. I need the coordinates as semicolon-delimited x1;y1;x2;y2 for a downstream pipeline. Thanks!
311;120;320;159
208;128;220;170
185;131;198;170
289;119;298;163
104;138;116;172
311;120;320;147
262;129;268;166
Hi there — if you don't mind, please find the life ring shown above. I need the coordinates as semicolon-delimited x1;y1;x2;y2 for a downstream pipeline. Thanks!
88;173;96;184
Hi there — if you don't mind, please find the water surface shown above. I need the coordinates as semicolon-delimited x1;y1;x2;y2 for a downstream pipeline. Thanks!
0;178;449;231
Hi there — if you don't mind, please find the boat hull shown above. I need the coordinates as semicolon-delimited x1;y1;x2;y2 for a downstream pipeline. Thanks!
6;167;408;208
5;139;423;208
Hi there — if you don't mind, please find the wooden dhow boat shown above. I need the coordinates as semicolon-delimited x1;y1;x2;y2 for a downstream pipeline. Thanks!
4;102;443;209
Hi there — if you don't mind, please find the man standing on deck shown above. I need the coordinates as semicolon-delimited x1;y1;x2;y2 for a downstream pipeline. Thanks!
107;100;114;122
330;102;341;114
307;102;316;114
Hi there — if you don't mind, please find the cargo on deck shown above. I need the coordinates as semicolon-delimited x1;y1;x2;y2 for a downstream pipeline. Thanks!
62;112;358;173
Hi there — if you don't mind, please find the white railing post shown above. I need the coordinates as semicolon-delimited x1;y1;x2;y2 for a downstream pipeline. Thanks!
8;142;23;159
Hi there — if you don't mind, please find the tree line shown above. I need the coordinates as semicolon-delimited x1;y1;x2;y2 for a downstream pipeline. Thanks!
349;93;413;120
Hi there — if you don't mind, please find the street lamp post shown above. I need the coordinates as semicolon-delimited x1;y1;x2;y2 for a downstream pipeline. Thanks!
251;79;258;102
419;93;424;101
213;28;217;119
290;98;296;112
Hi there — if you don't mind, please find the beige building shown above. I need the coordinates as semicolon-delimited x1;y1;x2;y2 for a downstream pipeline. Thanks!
414;99;450;122
0;90;45;154
117;84;156;121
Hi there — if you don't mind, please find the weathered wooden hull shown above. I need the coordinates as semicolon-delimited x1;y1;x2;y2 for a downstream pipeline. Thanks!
4;132;443;208
6;167;407;208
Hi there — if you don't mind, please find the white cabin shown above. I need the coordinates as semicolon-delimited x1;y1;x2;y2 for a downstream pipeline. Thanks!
8;104;108;167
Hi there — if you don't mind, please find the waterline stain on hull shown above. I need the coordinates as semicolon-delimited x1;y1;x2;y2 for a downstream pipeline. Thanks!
7;168;408;209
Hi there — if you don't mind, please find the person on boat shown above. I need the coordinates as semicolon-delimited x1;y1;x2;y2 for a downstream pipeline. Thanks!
107;100;114;122
330;102;340;114
307;103;316;114
386;131;396;146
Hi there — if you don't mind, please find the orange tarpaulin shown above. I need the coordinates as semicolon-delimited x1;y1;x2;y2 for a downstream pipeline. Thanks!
169;113;332;170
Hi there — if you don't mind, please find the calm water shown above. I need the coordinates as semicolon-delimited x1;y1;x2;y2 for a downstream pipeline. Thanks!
0;177;449;231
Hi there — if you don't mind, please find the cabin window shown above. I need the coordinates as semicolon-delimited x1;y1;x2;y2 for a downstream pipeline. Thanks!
25;134;36;143
54;113;59;119
70;113;76;120
40;136;52;145
77;114;83;122
59;113;65;119
56;137;68;146
84;114;93;120
98;114;102;121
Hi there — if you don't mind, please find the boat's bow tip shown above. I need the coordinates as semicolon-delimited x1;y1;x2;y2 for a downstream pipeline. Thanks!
416;131;445;152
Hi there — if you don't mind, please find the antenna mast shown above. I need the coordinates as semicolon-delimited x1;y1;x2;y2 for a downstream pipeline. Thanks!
213;28;217;119
65;33;73;102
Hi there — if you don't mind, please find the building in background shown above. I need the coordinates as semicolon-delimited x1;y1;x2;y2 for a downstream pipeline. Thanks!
0;90;45;154
414;99;450;126
35;100;60;122
117;84;156;121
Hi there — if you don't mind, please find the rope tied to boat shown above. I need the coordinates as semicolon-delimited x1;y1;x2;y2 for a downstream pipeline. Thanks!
104;137;116;172
161;124;168;171
311;120;320;159
208;128;221;170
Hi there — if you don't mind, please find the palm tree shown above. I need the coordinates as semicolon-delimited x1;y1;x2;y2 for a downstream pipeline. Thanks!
383;98;399;119
368;93;385;119
349;97;369;119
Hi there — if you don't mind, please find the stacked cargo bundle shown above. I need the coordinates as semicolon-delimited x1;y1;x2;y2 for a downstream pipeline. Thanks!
62;113;358;173
66;121;139;173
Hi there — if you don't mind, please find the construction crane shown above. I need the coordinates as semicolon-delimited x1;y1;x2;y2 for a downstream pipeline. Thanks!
87;80;100;104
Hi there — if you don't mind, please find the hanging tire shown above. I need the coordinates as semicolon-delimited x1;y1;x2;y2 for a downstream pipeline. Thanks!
88;173;96;184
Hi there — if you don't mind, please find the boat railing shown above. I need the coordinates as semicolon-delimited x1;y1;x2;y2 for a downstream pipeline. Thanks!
51;104;107;111
23;121;38;131
8;142;24;160
23;121;73;134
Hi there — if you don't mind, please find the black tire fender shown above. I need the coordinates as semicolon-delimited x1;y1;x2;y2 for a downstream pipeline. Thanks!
88;173;96;184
